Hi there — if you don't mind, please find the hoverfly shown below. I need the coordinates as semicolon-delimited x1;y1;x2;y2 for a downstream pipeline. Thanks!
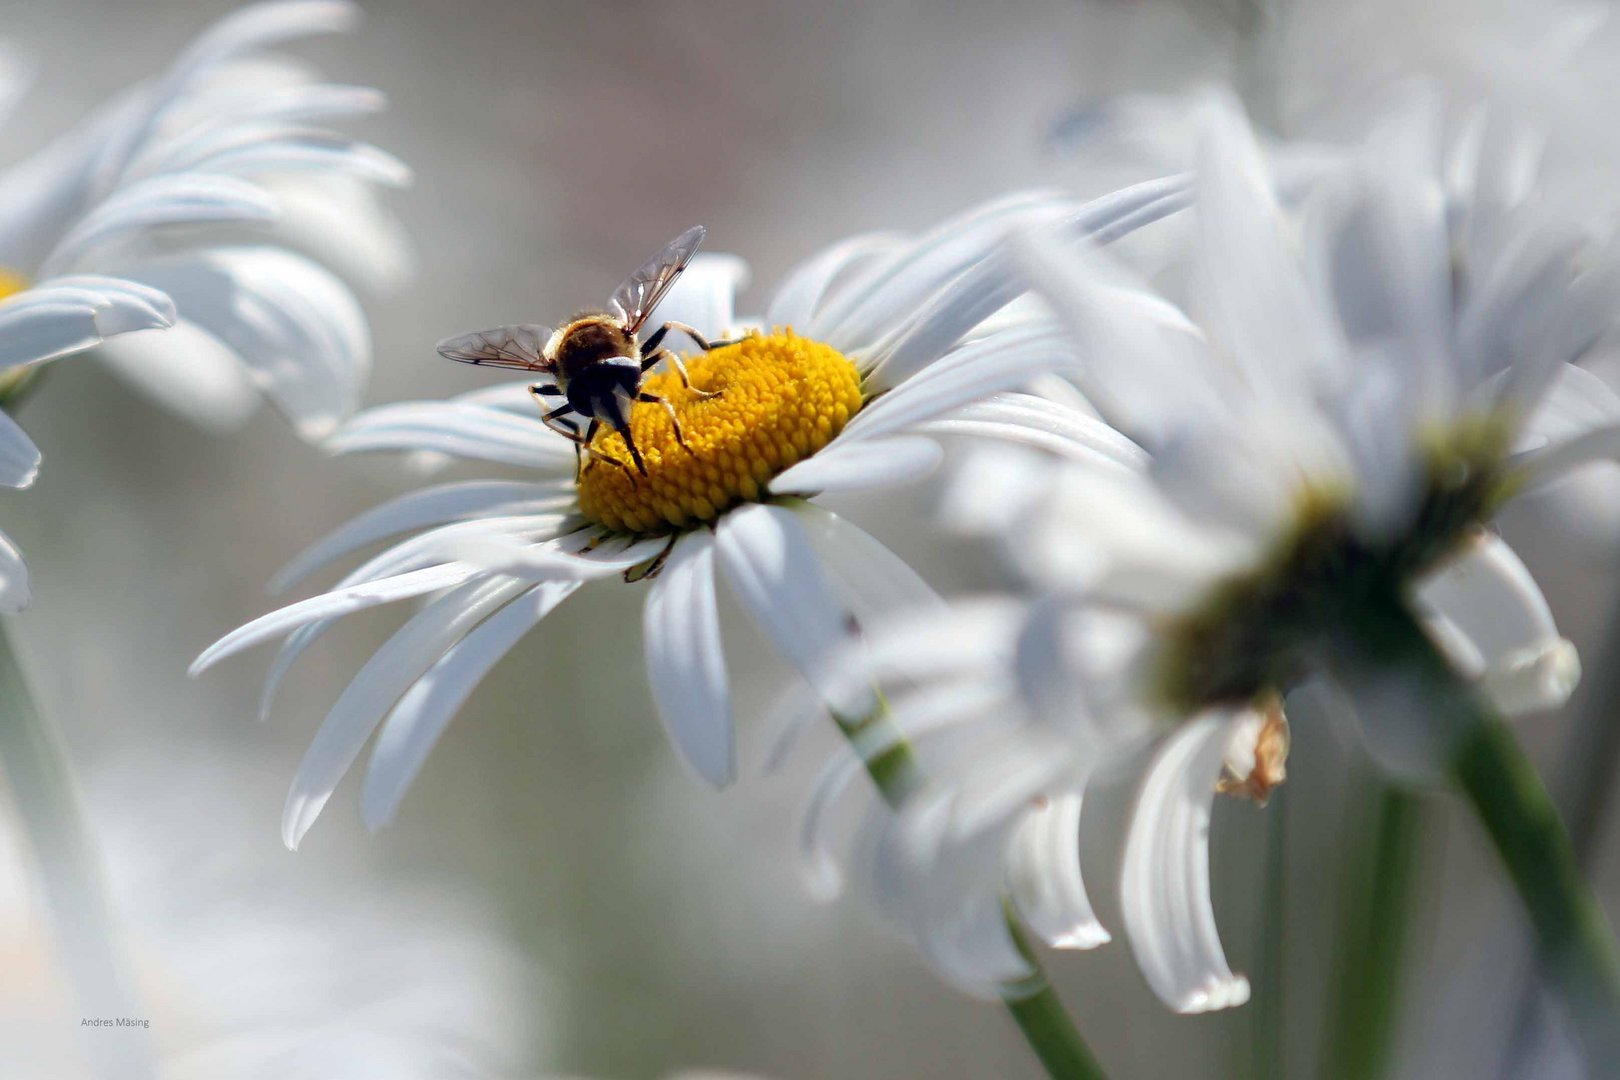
436;225;729;478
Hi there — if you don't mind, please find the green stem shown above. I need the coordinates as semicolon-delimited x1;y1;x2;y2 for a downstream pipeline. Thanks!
0;622;152;1078
1321;779;1425;1080
833;695;1109;1080
1454;719;1620;1070
1337;596;1620;1074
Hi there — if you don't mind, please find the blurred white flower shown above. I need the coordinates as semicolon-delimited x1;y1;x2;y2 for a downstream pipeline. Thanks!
0;0;407;438
0;0;407;611
189;189;1176;850
806;96;1617;1012
0;753;541;1079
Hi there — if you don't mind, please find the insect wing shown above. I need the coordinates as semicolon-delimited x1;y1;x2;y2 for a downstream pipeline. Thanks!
609;225;706;332
436;324;553;371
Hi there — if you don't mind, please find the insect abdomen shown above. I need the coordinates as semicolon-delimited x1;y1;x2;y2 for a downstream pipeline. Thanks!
554;316;638;381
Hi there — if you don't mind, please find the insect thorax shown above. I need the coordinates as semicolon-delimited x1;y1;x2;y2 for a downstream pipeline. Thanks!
551;315;639;384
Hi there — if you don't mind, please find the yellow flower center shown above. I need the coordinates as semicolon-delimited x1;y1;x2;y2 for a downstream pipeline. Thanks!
577;331;864;534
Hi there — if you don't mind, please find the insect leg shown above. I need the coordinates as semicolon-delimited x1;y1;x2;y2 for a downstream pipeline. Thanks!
529;382;564;397
658;320;741;352
641;347;722;400
623;532;679;583
616;422;648;477
639;391;687;449
640;324;669;356
537;403;585;481
583;418;636;481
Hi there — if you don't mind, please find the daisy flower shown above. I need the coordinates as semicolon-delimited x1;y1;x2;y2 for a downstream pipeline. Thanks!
0;0;405;611
802;96;1620;1023
189;187;1180;851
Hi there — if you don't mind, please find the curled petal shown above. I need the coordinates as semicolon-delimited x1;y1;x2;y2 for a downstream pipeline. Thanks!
1006;792;1110;950
1120;711;1252;1013
0;277;175;371
1414;534;1579;715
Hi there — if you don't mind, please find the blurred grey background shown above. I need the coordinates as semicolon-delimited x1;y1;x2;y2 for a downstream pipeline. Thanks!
0;1;1616;1077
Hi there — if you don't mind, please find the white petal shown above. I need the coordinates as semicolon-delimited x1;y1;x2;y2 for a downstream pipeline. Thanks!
794;504;944;625
1517;362;1620;451
196;81;387;129
166;2;361;86
936;441;1060;539
714;503;871;717
0;278;176;371
652;252;748;338
361;580;578;829
914;393;1148;471
150;126;411;187
642;531;733;787
1189;98;1337;397
92;321;261;434
1413;535;1580;715
438;532;667;582
1150;421;1298;543
766;232;902;328
283;574;530;849
254;517;572;720
880;791;1033;992
270;480;570;593
864;175;1192;391
845;324;1075;441
761;600;1019;774
329;401;573;470
258;173;412;294
1316;103;1452;412
1120;711;1252;1014
1007;792;1110;950
0;410;40;489
43;174;279;274
107;2;363;184
797;751;866;899
123;246;369;440
190;562;479;675
767;436;942;496
813;191;1077;350
1013;232;1227;440
1459;224;1587;409
1512;423;1620;491
0;526;29;612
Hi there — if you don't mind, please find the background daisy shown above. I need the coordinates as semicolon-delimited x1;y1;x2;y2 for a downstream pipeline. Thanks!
803;92;1620;1071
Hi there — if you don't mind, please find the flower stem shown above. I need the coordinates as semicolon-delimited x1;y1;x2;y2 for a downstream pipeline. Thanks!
0;621;152;1078
1340;595;1620;1074
1321;777;1425;1080
833;695;1109;1080
1453;717;1620;1069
